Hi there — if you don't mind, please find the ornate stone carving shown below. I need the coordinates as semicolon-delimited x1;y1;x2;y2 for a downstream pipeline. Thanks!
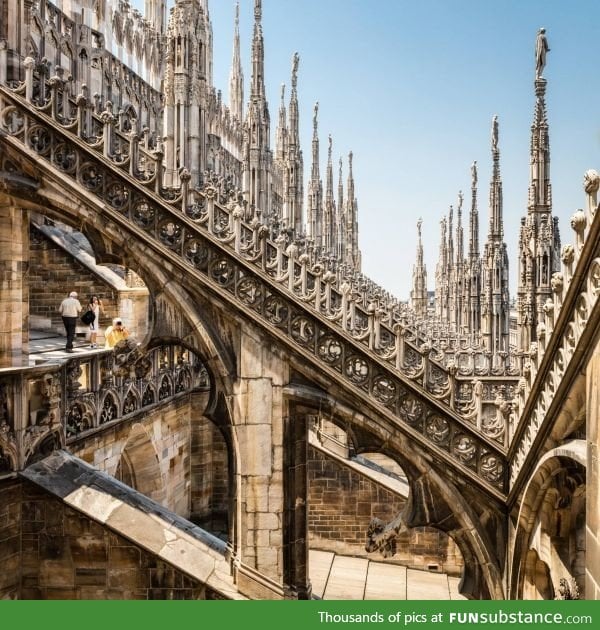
112;337;151;379
583;169;600;194
0;77;509;492
554;577;580;600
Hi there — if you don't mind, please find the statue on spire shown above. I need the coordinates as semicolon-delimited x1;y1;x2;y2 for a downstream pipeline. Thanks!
491;115;499;152
535;28;549;78
417;218;423;239
313;102;319;130
254;0;262;22
291;52;299;89
458;190;464;211
471;160;478;186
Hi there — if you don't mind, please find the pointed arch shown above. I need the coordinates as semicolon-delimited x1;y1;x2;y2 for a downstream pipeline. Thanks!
115;423;164;503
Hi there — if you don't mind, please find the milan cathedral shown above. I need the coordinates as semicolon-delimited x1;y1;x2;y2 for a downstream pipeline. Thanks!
1;0;599;603
409;47;560;357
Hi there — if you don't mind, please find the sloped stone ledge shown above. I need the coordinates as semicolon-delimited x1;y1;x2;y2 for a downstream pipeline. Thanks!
21;450;245;600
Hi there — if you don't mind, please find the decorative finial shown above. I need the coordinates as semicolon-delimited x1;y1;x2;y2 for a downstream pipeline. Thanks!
348;151;353;168
535;28;549;79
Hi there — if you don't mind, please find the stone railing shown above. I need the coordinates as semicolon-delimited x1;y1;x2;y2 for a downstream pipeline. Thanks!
508;170;600;489
0;343;208;476
0;73;508;494
397;316;523;377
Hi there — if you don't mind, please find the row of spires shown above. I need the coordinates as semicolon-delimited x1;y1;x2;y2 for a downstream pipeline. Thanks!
231;1;361;268
410;28;560;354
162;0;361;270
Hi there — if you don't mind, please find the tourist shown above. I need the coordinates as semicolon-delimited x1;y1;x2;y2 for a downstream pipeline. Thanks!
86;295;104;348
104;318;130;348
58;291;82;353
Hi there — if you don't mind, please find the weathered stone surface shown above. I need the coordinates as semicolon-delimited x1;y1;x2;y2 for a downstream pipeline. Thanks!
236;425;272;476
586;342;600;596
18;452;242;599
65;486;122;524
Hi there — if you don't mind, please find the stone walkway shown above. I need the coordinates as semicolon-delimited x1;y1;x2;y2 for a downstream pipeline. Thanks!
310;550;465;600
26;330;103;366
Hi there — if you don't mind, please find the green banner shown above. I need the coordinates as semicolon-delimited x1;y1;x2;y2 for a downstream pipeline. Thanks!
0;600;598;630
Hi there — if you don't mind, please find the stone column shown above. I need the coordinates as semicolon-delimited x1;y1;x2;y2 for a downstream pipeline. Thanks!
0;202;29;366
283;409;310;599
232;326;289;599
115;287;150;342
586;338;600;598
0;39;7;84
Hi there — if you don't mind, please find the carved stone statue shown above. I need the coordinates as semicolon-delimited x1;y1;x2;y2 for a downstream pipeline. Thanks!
471;160;478;186
535;28;549;78
291;52;299;89
491;115;499;153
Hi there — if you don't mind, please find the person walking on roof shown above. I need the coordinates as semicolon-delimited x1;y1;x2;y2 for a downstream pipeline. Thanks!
58;291;82;353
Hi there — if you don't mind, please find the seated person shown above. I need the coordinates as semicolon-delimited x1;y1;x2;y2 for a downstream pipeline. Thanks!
104;318;130;348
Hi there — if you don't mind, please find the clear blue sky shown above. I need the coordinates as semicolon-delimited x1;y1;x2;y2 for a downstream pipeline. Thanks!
159;1;600;299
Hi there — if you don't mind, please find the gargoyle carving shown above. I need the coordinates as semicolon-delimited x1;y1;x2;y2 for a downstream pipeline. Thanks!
365;513;409;559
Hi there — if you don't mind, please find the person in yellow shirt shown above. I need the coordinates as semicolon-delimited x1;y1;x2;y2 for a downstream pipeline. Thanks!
104;318;130;348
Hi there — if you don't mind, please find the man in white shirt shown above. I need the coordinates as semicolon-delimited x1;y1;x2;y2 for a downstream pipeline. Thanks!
58;291;82;352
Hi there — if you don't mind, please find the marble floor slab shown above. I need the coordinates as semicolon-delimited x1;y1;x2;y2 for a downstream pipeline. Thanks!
310;550;465;601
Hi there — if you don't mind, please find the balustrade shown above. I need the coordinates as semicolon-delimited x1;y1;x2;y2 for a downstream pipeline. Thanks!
0;344;208;477
508;169;600;488
0;69;512;493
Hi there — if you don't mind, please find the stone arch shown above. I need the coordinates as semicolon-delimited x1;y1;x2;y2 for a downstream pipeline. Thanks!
286;386;505;599
0;442;18;473
141;382;156;406
510;441;586;599
158;373;173;400
190;411;230;540
89;232;240;553
66;399;95;436
175;366;192;393
308;418;465;579
25;430;61;467
99;390;119;425
115;422;164;504
122;384;141;416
